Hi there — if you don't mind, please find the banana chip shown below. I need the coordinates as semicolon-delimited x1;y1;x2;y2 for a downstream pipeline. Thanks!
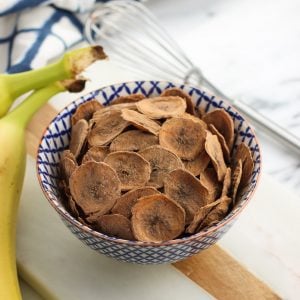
112;187;160;218
208;124;230;163
222;168;232;197
71;100;103;125
82;146;110;164
164;169;209;225
104;151;151;190
159;117;206;160
60;150;77;180
231;159;243;205
136;96;186;119
205;133;227;181
199;168;222;203
69;162;121;215
161;87;195;115
183;150;210;177
110;93;145;105
121;109;161;136
69;119;89;158
235;143;254;188
202;109;234;150
139;145;184;188
131;194;185;242
95;214;135;240
88;110;129;146
110;130;158;152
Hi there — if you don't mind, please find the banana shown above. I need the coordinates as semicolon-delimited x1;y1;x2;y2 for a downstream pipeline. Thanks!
0;46;106;117
0;80;86;299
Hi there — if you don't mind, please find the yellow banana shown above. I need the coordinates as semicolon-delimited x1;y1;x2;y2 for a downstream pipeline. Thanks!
0;79;86;299
0;46;106;117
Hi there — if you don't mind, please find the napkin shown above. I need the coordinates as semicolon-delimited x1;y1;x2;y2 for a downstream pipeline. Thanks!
0;0;107;73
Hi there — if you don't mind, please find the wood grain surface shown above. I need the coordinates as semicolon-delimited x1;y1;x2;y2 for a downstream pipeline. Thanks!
25;103;280;300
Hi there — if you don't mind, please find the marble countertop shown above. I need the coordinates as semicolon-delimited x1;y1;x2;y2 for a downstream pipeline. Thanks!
147;0;300;195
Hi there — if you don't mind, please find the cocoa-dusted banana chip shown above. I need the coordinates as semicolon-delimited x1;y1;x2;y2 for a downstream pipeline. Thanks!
95;214;135;240
235;143;254;188
82;146;110;164
131;194;185;242
222;168;232;197
121;109;161;136
136;96;186;119
161;87;195;115
69;119;89;158
112;187;160;218
183;150;210;177
159;117;206;160
110;93;145;105
186;199;222;234
139;145;184;188
88;110;129;146
71;100;103;125
197;196;232;231
199;168;222;203
164;169;209;225
68;196;80;219
110;130;158;152
69;162;121;215
208;124;230;163
60;150;77;180
205;133;227;181
92;103;137;121
231;159;243;205
202;109;234;150
104;151;151;190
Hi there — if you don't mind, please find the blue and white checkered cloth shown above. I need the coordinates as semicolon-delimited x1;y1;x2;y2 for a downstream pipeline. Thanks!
0;0;108;73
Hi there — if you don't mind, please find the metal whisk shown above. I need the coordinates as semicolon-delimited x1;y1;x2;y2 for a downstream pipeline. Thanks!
85;0;300;156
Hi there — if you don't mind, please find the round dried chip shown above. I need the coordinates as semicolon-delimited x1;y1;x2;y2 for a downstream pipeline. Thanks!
110;93;145;105
164;169;209;225
231;159;242;205
69;119;89;158
88;110;129;146
161;87;195;115
82;146;110;164
183;150;210;177
112;187;160;218
199;168;222;203
221;168;232;197
104;151;151;190
69;162;121;215
121;109;161;136
202;109;234;150
136;96;186;119
197;196;232;231
235;143;254;188
61;156;77;180
71;100;103;125
110;130;158;152
95;214;135;240
139;145;184;188
205;133;227;182
208;124;231;163
159;117;206;160
186;199;222;234
92;102;137;120
131;194;185;242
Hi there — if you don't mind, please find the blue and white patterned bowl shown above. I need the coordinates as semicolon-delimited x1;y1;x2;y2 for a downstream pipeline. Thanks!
36;81;261;264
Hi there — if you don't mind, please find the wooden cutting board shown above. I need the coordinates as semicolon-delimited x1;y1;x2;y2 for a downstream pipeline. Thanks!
21;103;279;300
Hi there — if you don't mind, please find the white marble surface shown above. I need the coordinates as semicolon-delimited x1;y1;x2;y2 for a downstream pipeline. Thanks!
146;0;300;195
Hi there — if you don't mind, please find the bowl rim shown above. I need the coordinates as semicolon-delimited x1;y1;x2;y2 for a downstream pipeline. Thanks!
36;80;262;247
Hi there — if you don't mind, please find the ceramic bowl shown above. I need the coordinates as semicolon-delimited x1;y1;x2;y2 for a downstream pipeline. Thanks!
36;81;261;264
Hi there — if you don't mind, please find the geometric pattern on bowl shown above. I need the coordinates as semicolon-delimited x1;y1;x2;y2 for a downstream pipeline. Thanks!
37;81;261;264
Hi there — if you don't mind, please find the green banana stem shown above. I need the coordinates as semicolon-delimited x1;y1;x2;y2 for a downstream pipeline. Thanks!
0;46;106;117
0;79;86;300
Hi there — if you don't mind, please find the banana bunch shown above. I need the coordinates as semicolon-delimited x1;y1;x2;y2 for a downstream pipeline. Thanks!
0;46;106;299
